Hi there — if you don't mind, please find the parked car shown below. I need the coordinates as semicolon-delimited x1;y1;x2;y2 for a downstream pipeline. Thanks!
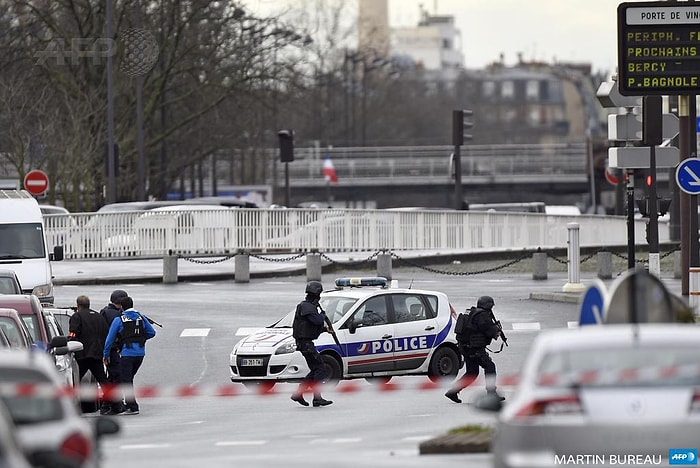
484;324;700;468
0;296;83;405
0;398;33;468
0;349;119;468
0;308;34;349
0;327;11;349
0;269;22;295
229;277;462;389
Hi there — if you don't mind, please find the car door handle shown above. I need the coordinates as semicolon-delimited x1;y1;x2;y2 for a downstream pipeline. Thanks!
424;326;435;331
382;334;392;339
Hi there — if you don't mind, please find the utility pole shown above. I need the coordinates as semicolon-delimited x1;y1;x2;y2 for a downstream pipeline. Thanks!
452;109;473;210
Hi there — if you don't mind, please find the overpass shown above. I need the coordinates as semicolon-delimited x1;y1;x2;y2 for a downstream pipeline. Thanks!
267;142;595;208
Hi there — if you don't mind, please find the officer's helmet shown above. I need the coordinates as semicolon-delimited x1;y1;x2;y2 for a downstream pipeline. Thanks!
305;281;323;296
477;295;495;310
110;289;128;305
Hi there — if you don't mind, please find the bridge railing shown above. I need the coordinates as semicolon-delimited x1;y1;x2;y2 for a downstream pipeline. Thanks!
43;208;663;260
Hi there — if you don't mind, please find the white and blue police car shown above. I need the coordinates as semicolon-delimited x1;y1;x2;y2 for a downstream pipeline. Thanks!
229;277;462;388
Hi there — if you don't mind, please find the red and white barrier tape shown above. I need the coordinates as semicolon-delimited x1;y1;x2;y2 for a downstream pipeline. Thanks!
1;363;698;399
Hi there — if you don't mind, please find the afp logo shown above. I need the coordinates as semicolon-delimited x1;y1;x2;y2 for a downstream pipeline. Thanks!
670;449;699;465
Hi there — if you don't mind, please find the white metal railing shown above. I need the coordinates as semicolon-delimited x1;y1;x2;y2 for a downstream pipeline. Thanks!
42;208;666;260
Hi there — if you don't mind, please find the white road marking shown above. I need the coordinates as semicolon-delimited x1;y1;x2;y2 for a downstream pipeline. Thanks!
180;328;211;337
120;444;172;450
510;322;541;330
215;440;267;446
402;435;433;442
236;327;262;336
567;321;579;328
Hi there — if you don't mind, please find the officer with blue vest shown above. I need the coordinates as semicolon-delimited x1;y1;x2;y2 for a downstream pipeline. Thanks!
290;281;333;407
103;296;156;415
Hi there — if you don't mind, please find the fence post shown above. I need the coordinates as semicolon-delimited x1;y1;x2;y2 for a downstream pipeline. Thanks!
377;252;392;280
597;251;613;280
163;253;178;284
532;251;547;280
563;223;586;293
690;267;700;314
235;253;250;283
306;252;322;281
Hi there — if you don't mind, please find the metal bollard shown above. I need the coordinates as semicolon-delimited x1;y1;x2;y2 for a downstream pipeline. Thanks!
562;223;586;293
532;252;547;280
597;251;613;280
306;252;322;282
690;267;700;314
235;253;250;283
163;254;178;284
376;252;392;280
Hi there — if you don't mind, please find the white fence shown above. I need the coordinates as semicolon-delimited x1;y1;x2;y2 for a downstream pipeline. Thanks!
42;208;665;260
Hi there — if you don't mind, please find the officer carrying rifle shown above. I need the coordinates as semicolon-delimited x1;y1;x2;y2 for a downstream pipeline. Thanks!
445;295;507;403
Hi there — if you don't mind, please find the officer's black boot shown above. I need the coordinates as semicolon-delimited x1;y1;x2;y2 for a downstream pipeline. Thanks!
312;393;333;407
444;390;462;404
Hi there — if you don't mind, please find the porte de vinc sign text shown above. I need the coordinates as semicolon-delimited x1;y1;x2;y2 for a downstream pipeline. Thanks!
618;2;700;96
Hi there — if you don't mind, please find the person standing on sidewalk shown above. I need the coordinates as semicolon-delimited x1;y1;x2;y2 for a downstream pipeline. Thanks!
99;289;128;415
68;295;109;411
103;296;156;415
290;281;333;407
445;295;507;403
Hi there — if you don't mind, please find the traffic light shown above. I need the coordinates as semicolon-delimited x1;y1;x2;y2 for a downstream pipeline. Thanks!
452;109;473;146
278;129;294;163
642;95;662;146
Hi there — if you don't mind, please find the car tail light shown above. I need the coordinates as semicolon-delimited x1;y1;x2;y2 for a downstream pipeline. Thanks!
514;395;584;418
60;431;93;464
690;390;700;414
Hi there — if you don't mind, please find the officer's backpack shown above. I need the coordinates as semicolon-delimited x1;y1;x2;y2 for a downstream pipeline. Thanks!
454;307;481;343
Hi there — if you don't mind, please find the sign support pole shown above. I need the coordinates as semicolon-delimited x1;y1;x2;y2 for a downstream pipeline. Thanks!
680;95;690;295
626;170;636;270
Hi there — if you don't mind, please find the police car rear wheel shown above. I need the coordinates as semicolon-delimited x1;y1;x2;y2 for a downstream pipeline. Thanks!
427;347;460;382
321;354;341;385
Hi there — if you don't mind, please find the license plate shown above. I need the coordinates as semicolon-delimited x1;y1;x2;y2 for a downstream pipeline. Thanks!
240;358;263;366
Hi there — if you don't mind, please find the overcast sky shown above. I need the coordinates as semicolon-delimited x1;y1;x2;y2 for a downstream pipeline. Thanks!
247;0;622;76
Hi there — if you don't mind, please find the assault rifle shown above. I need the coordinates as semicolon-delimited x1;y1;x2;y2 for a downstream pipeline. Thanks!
318;305;341;347
496;320;508;346
142;315;163;328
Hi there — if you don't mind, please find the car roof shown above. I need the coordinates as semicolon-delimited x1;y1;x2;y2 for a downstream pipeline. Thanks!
533;324;700;351
0;295;40;313
0;349;61;378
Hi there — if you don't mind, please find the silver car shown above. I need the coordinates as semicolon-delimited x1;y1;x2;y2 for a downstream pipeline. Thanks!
489;324;700;468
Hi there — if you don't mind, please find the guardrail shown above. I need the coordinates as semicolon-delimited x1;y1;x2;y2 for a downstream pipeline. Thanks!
42;208;664;260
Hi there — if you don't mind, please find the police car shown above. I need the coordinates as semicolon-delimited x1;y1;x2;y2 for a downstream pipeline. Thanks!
229;277;462;388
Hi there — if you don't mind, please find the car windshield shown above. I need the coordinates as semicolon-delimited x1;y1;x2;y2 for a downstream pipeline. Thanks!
271;296;358;328
20;316;41;344
0;318;27;348
537;345;700;387
0;367;63;424
0;224;46;259
0;277;19;294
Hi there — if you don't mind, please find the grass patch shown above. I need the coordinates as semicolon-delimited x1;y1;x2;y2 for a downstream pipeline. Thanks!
447;424;493;435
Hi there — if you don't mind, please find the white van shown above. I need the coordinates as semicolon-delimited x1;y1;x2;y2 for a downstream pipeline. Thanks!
0;190;63;304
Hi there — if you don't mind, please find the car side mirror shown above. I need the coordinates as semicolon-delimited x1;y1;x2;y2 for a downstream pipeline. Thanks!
348;320;357;334
51;245;64;261
49;335;67;348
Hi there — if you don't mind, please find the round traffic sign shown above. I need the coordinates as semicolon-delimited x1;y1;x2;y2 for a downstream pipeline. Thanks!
23;169;49;196
676;159;700;195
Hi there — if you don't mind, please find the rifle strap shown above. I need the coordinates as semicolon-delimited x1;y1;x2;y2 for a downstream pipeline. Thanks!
486;342;505;354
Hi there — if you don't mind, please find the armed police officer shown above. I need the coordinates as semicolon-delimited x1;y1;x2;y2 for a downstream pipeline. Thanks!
99;289;128;415
445;295;507;403
290;281;334;407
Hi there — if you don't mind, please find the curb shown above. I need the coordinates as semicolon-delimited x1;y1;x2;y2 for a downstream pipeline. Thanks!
419;431;492;454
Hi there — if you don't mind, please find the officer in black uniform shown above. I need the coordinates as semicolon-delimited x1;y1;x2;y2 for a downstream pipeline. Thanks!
445;295;506;403
290;281;333;407
99;289;127;415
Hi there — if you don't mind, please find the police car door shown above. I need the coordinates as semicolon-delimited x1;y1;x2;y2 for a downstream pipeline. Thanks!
390;294;439;371
343;295;394;375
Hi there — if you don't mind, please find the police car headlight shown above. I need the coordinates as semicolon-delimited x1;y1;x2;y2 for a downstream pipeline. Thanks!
275;342;296;355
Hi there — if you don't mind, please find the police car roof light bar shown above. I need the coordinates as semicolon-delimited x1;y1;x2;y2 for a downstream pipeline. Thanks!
334;277;389;289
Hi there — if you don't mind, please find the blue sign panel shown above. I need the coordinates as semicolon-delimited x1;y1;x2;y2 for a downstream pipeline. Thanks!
676;159;700;195
579;282;606;326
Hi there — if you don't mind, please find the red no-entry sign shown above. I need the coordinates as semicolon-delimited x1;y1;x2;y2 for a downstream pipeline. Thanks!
24;169;49;196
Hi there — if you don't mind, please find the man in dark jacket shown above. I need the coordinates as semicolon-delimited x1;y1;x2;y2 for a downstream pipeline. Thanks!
99;289;128;415
68;295;109;406
290;281;333;407
445;295;506;403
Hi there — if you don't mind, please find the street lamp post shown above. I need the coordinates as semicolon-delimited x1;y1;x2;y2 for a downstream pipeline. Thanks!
106;0;116;204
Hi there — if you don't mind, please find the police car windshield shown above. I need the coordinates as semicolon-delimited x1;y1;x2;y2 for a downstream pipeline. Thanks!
271;297;358;328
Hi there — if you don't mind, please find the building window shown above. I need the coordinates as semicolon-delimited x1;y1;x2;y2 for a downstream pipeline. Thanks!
526;80;539;101
482;81;495;97
501;80;514;99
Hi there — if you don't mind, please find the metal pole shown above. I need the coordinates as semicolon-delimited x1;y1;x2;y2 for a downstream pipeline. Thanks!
284;162;290;207
453;144;462;210
135;0;146;201
106;0;116;204
648;144;660;275
689;95;699;268
679;95;690;295
626;170;635;270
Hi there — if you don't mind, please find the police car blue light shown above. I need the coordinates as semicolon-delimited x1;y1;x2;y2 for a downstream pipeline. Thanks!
334;277;388;288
